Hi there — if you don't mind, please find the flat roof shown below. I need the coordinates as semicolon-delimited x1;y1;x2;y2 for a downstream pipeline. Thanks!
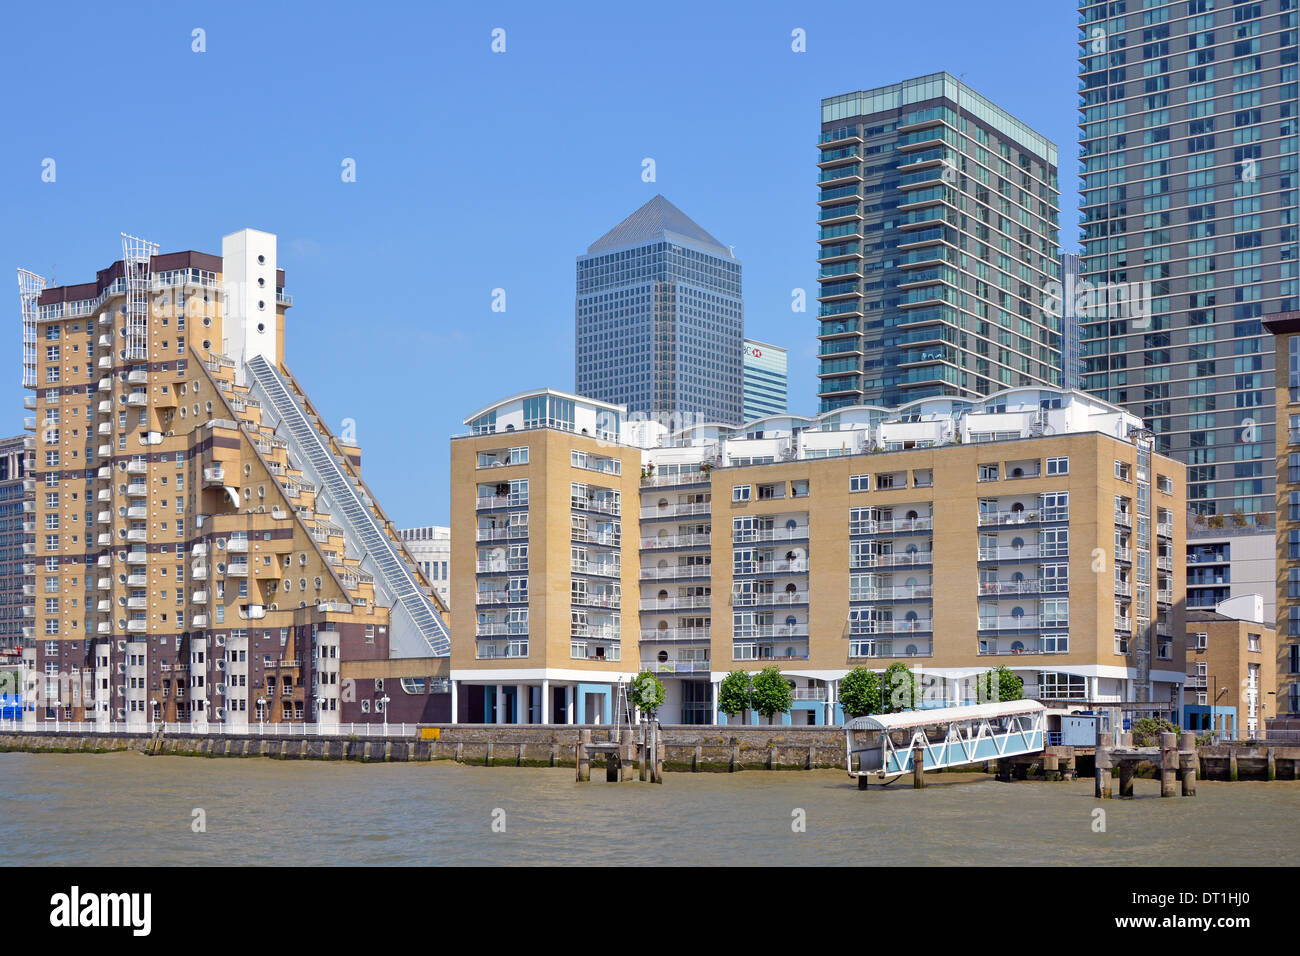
844;699;1046;732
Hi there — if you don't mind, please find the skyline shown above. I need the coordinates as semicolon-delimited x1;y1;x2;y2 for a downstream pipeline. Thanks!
1;1;1081;526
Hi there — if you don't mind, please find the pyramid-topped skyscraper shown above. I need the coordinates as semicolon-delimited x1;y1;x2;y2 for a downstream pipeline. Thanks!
576;195;744;426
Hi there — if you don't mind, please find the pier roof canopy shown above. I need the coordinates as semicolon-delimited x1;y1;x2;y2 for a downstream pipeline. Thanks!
844;700;1046;732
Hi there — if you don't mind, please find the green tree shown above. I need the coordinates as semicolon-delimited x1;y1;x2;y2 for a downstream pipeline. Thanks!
882;662;917;713
628;671;666;717
838;666;882;718
975;666;1024;704
751;666;795;723
717;670;753;719
1131;716;1179;747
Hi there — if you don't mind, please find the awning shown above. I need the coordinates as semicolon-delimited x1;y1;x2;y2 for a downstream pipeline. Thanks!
844;699;1046;732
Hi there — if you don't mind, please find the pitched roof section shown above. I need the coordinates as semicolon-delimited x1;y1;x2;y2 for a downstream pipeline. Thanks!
586;194;733;258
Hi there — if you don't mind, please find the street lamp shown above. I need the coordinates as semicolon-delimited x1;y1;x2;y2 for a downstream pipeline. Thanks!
379;695;390;735
150;699;159;734
257;697;266;735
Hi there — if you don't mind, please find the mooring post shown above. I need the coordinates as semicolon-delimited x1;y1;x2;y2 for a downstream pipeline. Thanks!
729;737;739;772
637;726;647;782
911;745;925;789
653;721;664;784
1268;747;1277;782
1229;749;1239;782
1179;731;1197;797
1119;759;1135;798
606;749;620;783
1160;731;1178;798
576;729;591;782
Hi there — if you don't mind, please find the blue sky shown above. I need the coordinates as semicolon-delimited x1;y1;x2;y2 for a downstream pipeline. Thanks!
0;0;1080;526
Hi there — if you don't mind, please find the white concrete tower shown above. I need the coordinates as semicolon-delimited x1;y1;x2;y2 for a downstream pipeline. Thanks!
221;228;280;385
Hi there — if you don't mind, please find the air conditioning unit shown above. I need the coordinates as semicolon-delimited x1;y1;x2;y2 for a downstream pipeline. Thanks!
116;663;125;674
215;635;226;647
215;708;225;720
116;640;126;651
216;684;226;695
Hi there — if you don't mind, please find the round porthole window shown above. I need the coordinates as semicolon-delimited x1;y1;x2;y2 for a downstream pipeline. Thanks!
257;277;265;288
256;322;265;333
257;254;265;264
257;301;265;311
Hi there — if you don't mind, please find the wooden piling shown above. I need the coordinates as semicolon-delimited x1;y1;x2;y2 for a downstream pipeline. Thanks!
576;729;591;782
911;745;925;789
692;744;701;772
1268;748;1277;781
729;737;739;772
605;749;620;783
1179;732;1197;796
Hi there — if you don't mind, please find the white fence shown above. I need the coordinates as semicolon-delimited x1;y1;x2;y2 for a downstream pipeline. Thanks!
0;719;422;738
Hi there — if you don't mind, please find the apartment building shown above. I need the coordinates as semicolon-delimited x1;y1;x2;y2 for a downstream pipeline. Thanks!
1265;309;1300;718
1077;0;1299;521
1183;598;1275;737
816;72;1063;412
14;229;448;729
399;525;451;607
450;386;1186;726
0;436;33;652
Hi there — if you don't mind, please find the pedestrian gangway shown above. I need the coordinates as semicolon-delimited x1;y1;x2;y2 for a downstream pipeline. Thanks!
844;700;1045;781
244;354;450;657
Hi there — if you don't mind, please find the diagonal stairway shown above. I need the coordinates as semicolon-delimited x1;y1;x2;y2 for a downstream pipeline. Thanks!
245;354;450;656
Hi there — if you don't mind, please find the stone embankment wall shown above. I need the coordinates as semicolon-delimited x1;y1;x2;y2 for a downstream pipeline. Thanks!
0;725;848;770
5;728;1298;778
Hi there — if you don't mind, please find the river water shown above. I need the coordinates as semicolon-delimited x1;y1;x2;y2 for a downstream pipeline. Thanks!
2;752;1297;866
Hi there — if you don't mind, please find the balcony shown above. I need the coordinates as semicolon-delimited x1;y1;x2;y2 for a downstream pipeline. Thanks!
239;605;266;620
192;564;209;581
978;616;1044;632
127;506;147;519
97;555;111;568
732;591;809;607
978;640;1062;657
850;517;932;535
127;597;147;610
96;533;112;546
1157;522;1173;538
192;590;208;603
476;494;527;510
192;542;208;557
97;444;112;458
126;619;147;633
126;460;147;475
1114;511;1132;528
732;526;811;543
127;573;146;586
978;581;1043;596
852;551;935;569
639;596;711;611
1115;616;1133;631
643;659;711;674
127;482;147;496
640;533;711;550
572;561;621;578
639;628;711;643
977;546;1048;562
978;509;1065;527
225;562;249;577
1114;547;1132;563
126;529;147;542
574;593;621;609
735;559;808;576
640;501;711;519
475;589;515;605
97;577;111;590
97;622;111;635
192;614;209;628
639;565;708;580
127;369;148;385
126;392;148;407
203;467;225;486
227;538;248;553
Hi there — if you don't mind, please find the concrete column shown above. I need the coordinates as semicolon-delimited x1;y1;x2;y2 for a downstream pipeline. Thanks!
450;681;458;723
541;679;550;724
494;685;504;725
516;684;527;725
565;685;574;725
712;681;721;724
1119;760;1135;798
1096;746;1113;799
1159;731;1177;797
576;729;591;782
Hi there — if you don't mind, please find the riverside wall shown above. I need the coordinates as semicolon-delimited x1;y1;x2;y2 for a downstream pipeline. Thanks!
4;727;1299;778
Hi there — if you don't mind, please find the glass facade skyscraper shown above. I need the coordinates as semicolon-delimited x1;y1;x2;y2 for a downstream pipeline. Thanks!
575;195;744;425
817;72;1063;412
742;339;788;420
1077;0;1299;520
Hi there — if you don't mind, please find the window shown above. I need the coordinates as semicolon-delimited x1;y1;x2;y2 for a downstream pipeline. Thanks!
849;474;870;493
978;464;999;482
732;484;751;502
1046;457;1069;476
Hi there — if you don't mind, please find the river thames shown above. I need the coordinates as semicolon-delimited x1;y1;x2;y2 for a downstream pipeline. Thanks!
3;752;1297;865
